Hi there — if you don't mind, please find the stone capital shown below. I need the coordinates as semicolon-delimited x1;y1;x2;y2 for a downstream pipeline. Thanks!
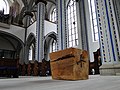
35;0;47;5
24;11;33;17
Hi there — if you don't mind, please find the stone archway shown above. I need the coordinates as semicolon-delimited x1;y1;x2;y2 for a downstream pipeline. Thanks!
0;31;24;64
44;31;57;61
25;33;36;64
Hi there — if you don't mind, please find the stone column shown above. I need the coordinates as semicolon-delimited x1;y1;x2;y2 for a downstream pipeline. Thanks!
112;0;120;39
35;0;46;62
56;0;67;50
23;12;33;28
95;0;120;75
23;12;33;64
78;0;89;51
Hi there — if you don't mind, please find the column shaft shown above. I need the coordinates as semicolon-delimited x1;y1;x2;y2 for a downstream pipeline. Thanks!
56;0;67;50
95;0;120;75
23;15;31;64
35;2;45;62
78;0;89;51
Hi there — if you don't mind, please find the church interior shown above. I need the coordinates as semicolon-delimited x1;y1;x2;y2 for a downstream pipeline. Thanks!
0;0;120;89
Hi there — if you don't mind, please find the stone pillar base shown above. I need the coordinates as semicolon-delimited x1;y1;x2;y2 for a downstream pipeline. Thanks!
100;64;120;75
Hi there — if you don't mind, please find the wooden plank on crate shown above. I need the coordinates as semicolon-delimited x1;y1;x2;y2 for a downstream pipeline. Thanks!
49;48;89;80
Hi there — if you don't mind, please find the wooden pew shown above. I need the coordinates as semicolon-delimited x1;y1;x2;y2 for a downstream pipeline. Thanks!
0;58;19;78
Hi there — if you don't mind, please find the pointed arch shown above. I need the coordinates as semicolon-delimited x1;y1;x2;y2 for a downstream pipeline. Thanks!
26;33;36;63
44;32;57;61
0;31;24;64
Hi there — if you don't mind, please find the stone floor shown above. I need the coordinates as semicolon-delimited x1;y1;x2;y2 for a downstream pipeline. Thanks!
0;75;120;90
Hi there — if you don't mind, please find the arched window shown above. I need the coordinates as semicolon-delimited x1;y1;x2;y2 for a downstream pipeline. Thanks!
89;0;99;41
52;40;57;52
29;44;34;61
0;0;9;14
67;0;78;47
50;8;56;22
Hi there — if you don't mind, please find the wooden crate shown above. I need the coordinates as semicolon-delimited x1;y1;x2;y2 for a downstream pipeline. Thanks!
49;48;89;80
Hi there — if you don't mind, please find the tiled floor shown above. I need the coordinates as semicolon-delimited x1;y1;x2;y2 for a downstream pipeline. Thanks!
0;75;120;90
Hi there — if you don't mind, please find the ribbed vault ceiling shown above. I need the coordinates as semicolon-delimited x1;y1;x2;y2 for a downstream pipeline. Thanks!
7;0;56;27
